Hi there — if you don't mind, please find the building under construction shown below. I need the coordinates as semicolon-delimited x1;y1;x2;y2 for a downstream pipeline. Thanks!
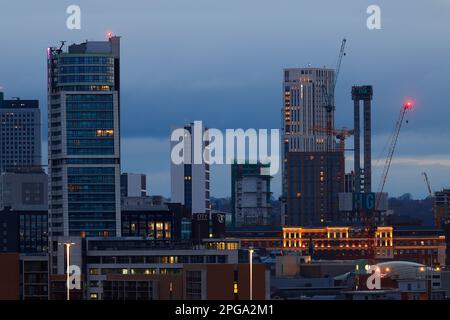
281;68;344;227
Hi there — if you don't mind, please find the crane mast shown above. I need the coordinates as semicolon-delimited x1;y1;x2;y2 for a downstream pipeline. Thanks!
359;101;413;265
375;101;413;211
422;172;433;197
322;38;347;151
422;172;437;226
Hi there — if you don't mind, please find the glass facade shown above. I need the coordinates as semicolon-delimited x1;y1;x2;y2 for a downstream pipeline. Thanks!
0;99;41;171
121;211;173;240
19;212;48;253
48;38;121;238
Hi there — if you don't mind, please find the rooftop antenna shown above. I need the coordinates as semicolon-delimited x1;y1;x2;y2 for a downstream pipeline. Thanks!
57;41;66;54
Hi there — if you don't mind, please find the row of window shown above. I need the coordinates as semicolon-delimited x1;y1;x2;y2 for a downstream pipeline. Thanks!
59;66;114;74
66;111;114;120
67;148;115;155
60;75;114;84
67;120;114;128
66;102;113;111
66;94;114;102
59;56;114;65
67;139;114;148
69;184;116;193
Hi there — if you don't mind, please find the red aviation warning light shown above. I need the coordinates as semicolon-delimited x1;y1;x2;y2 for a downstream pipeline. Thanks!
107;31;114;39
404;100;414;110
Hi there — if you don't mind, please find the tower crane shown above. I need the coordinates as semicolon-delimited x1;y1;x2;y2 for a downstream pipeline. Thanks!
310;127;354;153
321;38;347;150
422;172;433;198
361;100;413;263
422;172;438;225
375;101;413;211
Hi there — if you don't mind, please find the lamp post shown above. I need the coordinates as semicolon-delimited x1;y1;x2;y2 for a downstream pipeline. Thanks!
59;242;75;301
249;247;254;301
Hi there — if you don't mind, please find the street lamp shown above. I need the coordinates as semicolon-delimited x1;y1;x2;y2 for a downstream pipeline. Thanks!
249;247;254;301
59;242;75;301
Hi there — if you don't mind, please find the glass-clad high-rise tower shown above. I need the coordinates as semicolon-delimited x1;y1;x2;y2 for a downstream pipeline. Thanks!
0;92;41;172
47;36;121;237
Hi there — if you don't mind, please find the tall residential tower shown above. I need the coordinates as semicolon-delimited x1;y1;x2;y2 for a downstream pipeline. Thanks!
0;93;41;172
282;68;344;226
47;36;121;237
171;122;211;216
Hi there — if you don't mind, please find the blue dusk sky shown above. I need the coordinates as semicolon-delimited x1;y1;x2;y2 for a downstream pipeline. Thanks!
1;0;450;198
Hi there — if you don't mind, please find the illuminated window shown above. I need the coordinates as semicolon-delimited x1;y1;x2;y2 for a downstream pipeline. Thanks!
96;129;114;137
90;293;98;300
122;269;128;275
156;222;164;239
233;282;238;294
165;222;171;239
69;184;81;192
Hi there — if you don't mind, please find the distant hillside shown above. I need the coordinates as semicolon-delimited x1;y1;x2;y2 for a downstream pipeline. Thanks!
388;194;434;226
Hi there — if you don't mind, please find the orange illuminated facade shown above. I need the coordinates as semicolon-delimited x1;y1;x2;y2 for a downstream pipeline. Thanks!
283;226;394;260
236;226;446;266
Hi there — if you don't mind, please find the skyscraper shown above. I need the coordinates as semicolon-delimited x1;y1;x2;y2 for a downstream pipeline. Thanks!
282;68;344;226
47;36;121;237
171;122;210;216
0;92;41;172
282;68;335;154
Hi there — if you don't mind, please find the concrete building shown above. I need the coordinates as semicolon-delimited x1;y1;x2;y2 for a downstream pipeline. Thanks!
231;162;272;227
0;167;48;253
50;237;242;300
236;226;446;267
171;122;210;216
121;173;147;197
20;254;49;300
47;36;122;238
351;86;373;193
282;68;344;227
88;263;269;300
338;86;386;226
435;189;450;228
0;93;41;172
121;196;192;242
0;166;47;211
281;226;446;266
